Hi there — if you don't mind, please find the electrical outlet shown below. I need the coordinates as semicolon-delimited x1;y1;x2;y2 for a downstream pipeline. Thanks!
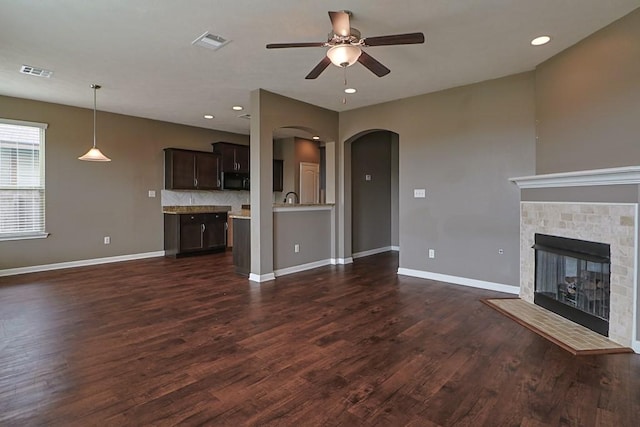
365;174;372;181
148;190;156;198
414;189;426;198
498;248;504;255
428;249;435;259
294;244;300;253
104;236;111;245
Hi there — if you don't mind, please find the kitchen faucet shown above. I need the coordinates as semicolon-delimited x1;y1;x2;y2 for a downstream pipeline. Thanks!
284;191;299;204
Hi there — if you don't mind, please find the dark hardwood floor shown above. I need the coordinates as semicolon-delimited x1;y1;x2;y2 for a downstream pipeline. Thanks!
1;251;639;426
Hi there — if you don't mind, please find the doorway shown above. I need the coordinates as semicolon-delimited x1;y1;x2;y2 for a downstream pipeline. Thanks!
350;130;399;258
299;162;320;204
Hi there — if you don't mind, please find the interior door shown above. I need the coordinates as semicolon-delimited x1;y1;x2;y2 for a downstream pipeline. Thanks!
300;162;319;204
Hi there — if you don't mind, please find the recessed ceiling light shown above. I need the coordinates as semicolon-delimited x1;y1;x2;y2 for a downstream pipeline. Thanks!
232;105;244;111
312;136;320;140
204;114;214;119
531;35;551;46
344;88;357;94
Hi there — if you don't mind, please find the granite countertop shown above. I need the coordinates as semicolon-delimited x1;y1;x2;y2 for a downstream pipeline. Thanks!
229;209;251;219
272;203;334;207
229;204;334;219
163;205;231;214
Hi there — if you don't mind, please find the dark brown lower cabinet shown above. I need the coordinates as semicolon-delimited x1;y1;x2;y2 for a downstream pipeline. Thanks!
232;217;250;275
164;213;227;257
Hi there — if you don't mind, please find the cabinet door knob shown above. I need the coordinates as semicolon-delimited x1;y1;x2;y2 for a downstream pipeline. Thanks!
201;223;205;232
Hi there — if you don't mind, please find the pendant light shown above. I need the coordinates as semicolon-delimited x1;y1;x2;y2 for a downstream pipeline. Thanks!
79;84;111;161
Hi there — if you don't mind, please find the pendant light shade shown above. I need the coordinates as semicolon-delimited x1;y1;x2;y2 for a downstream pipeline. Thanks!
79;84;111;162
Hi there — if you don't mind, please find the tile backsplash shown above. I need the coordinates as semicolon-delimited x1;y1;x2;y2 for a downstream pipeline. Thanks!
162;190;249;211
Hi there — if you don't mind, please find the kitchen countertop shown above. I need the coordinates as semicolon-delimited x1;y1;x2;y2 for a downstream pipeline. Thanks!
163;205;231;214
229;204;334;219
228;209;251;219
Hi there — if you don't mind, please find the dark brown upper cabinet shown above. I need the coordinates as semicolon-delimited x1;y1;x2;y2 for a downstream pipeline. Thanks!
273;159;284;192
212;142;249;174
164;148;221;190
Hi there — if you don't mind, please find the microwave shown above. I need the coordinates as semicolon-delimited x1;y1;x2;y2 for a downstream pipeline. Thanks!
222;172;250;191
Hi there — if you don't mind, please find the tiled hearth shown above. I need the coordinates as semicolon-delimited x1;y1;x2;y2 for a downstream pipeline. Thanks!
511;167;640;350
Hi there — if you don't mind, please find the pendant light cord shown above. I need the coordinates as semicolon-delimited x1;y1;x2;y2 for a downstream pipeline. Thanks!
91;84;101;149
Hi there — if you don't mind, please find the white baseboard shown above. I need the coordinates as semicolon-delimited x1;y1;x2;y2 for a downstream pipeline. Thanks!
0;251;166;277
248;272;276;283
274;259;332;277
352;246;392;259
391;246;400;251
397;268;519;295
331;257;353;265
632;340;640;354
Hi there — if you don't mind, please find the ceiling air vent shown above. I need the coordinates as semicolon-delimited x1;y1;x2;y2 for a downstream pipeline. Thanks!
20;65;53;78
192;32;230;51
238;114;251;120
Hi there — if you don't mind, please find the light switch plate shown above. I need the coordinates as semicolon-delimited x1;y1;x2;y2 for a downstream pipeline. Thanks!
148;190;156;198
414;189;426;198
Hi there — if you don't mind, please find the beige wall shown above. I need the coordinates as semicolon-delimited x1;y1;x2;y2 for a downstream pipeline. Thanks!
0;95;248;269
273;210;331;270
535;8;640;174
340;72;536;287
351;131;394;254
250;89;338;277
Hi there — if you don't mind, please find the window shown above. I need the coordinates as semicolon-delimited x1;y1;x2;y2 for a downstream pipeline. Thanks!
0;119;47;240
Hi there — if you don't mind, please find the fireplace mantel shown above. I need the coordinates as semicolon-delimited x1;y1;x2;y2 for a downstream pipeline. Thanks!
510;166;640;189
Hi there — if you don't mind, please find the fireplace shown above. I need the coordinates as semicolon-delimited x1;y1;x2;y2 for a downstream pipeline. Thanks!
533;234;611;336
511;166;640;349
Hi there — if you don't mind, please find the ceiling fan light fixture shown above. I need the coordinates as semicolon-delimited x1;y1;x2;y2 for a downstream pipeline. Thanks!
327;45;362;67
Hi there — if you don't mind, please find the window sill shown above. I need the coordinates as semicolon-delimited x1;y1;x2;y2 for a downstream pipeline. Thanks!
0;232;50;242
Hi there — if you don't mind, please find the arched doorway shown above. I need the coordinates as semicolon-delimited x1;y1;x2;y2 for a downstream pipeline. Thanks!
346;130;399;259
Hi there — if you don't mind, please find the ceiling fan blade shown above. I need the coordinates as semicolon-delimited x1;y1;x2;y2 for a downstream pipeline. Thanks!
328;11;351;37
266;42;326;49
357;51;391;77
362;32;425;47
305;56;332;79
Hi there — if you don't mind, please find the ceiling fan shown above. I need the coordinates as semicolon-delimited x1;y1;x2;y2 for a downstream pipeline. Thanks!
266;10;425;79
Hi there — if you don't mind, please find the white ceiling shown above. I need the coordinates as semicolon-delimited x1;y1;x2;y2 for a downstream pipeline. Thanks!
1;0;638;136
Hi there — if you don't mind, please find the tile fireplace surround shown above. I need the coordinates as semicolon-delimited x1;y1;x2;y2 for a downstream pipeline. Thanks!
510;166;640;352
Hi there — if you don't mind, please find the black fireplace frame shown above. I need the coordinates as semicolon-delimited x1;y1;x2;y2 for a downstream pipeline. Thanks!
533;233;611;337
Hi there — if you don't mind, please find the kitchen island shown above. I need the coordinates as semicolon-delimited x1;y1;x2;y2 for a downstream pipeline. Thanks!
229;204;334;277
228;209;251;275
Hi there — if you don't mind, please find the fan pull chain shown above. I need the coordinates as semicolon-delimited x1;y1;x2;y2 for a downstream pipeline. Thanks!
342;67;348;104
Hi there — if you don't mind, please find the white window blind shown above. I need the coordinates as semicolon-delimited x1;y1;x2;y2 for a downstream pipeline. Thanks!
0;119;47;240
